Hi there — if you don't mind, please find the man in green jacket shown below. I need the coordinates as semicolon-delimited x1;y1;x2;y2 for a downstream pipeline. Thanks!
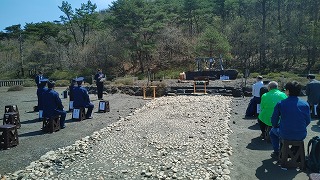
258;81;287;139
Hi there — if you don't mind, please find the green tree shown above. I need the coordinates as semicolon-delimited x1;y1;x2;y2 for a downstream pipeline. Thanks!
109;0;164;73
196;27;231;58
59;0;98;47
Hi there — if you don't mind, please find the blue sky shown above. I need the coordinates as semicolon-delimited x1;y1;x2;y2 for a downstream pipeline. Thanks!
0;0;114;31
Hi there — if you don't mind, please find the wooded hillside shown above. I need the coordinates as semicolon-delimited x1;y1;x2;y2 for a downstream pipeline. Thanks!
0;0;319;79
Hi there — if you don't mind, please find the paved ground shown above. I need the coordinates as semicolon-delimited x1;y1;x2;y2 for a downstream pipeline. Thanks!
229;96;320;180
0;87;146;175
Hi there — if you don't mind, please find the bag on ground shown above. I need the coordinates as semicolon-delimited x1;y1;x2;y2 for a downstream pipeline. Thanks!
306;136;320;173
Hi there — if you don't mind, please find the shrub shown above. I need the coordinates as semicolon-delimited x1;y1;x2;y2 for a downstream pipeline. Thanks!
22;80;35;87
55;80;70;87
8;85;24;91
114;77;134;86
237;73;244;78
136;73;145;80
156;69;184;79
249;72;260;78
50;70;77;80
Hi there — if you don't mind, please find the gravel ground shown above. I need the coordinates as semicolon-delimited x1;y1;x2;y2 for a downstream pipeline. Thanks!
1;80;320;180
0;87;145;176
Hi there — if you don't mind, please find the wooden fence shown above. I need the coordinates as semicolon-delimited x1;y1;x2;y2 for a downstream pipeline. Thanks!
0;79;33;87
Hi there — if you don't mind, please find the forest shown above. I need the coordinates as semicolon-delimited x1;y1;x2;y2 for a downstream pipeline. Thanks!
0;0;319;80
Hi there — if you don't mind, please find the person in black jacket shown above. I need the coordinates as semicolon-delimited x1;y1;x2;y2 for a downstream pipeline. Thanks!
94;69;105;100
67;78;76;112
35;71;44;88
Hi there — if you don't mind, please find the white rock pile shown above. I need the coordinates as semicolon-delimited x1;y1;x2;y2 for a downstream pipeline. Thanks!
6;95;233;180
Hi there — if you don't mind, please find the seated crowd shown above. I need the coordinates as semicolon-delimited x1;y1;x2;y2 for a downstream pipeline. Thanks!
246;75;316;161
37;77;94;129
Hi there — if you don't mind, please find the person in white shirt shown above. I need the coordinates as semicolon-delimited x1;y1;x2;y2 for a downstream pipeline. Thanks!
245;75;264;118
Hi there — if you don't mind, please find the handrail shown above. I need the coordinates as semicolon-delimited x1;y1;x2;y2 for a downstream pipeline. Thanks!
0;79;33;87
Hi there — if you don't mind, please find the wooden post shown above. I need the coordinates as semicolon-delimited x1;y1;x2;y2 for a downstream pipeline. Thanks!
143;86;146;99
143;86;157;100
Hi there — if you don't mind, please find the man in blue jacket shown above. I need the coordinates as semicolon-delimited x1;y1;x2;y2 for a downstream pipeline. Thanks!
73;77;94;119
36;78;48;112
42;80;66;128
35;71;44;88
269;81;311;158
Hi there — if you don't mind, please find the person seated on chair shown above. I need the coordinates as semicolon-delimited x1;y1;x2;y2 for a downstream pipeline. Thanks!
258;81;287;140
269;81;311;159
73;77;94;119
257;85;269;139
36;78;48;112
42;80;66;129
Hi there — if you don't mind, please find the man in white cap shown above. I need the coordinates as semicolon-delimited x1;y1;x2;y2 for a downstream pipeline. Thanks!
73;77;94;119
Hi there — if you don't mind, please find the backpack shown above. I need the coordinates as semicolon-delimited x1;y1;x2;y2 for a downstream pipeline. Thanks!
306;136;320;173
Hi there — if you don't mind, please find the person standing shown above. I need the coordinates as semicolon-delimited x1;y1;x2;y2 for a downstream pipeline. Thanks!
306;74;320;117
73;77;94;119
245;75;264;118
209;58;214;69
258;81;287;138
269;81;311;158
94;69;105;100
42;81;66;129
68;78;76;112
36;78;48;112
35;71;44;88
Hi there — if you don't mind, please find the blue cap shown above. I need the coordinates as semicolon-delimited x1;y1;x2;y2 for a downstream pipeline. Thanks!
40;78;48;82
76;77;84;82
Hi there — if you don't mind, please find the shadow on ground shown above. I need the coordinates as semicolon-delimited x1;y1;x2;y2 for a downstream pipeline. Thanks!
246;137;273;151
19;130;44;137
248;122;260;130
255;158;304;180
20;118;40;124
310;125;320;132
